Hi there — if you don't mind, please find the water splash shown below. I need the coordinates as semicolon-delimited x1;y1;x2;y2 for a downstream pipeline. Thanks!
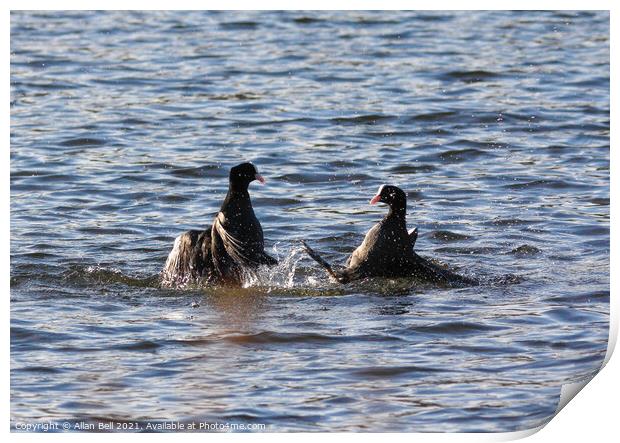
240;243;311;290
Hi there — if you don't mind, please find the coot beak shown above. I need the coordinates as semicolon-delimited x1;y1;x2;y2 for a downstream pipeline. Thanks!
255;174;266;184
369;194;381;205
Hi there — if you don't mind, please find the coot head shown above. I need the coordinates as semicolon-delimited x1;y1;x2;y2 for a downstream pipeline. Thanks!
229;162;265;188
369;184;407;213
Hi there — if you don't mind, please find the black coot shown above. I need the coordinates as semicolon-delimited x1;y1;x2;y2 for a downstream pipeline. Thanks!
162;162;277;286
302;184;477;286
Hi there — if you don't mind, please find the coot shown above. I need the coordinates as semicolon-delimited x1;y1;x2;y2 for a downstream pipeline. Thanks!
162;162;277;286
302;184;477;286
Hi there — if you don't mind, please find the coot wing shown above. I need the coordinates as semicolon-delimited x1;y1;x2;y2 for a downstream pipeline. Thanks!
162;228;213;286
213;212;251;265
212;212;277;269
408;227;418;249
346;223;381;269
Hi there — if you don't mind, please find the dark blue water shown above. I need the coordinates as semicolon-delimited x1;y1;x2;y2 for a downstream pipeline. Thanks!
11;11;609;432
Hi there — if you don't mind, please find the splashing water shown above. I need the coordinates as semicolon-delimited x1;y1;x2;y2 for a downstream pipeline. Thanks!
241;243;311;290
158;242;320;293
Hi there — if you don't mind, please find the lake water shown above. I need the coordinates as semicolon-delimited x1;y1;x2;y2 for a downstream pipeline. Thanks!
10;10;609;432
